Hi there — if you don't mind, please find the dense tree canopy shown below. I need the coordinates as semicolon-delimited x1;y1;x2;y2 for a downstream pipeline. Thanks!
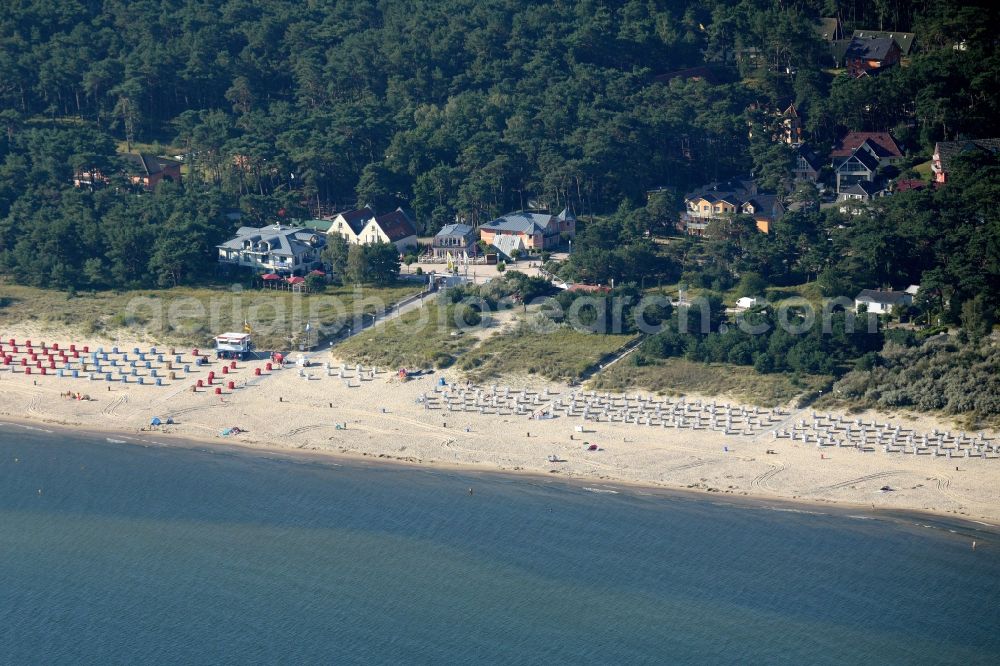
0;0;998;296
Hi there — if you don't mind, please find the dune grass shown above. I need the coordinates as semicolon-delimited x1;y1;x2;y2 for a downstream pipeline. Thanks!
0;281;422;351
590;357;831;407
458;326;636;382
334;301;479;370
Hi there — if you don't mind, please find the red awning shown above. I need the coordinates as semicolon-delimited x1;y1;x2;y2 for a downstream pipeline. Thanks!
261;273;281;280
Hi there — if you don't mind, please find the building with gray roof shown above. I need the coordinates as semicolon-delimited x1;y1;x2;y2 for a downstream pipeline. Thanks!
217;224;326;275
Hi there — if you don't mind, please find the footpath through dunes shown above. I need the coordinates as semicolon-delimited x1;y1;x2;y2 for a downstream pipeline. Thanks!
0;329;998;524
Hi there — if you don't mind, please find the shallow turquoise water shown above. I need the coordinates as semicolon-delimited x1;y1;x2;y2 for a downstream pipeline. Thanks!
0;423;997;664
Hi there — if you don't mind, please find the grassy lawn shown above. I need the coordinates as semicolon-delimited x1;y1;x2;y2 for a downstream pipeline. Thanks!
115;140;184;156
458;326;636;382
334;301;476;370
590;357;831;407
911;159;933;182
0;281;422;351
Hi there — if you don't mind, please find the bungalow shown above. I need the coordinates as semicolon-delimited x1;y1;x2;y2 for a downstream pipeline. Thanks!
854;289;912;315
844;36;901;77
478;209;575;251
891;179;926;193
838;180;884;202
217;224;326;275
123;153;182;191
73;152;182;191
492;234;526;261
432;223;477;259
932;138;1000;184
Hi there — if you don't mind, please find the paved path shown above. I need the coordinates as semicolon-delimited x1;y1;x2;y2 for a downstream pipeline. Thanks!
303;288;435;361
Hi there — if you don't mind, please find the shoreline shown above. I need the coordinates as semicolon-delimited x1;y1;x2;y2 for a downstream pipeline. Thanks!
0;324;998;528
2;411;998;537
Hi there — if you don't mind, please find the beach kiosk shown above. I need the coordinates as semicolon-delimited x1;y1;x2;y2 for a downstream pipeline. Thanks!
214;332;253;360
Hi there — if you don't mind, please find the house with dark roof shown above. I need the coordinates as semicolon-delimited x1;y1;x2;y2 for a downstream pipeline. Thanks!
681;180;782;235
121;153;182;191
854;289;912;315
793;144;824;182
432;223;477;258
328;206;377;244
72;152;182;191
838;180;884;202
852;30;915;56
478;209;575;251
932;138;1000;184
834;148;881;193
217;224;326;275
844;36;901;77
740;195;785;234
357;208;419;253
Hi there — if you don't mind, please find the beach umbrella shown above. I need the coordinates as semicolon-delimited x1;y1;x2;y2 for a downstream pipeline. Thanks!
309;269;325;276
286;276;306;284
261;273;281;280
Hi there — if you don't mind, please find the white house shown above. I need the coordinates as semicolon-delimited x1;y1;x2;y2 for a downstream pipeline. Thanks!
854;289;912;314
328;206;377;244
328;206;418;253
356;208;419;253
217;224;326;274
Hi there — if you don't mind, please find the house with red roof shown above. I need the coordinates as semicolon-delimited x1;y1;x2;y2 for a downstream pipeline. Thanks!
932;138;1000;184
891;179;926;193
831;132;904;194
358;208;419;253
328;205;418;253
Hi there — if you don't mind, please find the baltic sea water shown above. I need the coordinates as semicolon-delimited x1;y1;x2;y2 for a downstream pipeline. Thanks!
1;424;998;664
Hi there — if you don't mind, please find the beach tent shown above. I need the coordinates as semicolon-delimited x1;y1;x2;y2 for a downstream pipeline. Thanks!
150;417;162;426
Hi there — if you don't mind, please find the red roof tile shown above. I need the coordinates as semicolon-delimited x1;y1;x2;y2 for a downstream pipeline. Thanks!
374;209;417;243
831;132;903;159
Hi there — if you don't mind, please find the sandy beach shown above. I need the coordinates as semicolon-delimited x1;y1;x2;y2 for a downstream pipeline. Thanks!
1;322;998;525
